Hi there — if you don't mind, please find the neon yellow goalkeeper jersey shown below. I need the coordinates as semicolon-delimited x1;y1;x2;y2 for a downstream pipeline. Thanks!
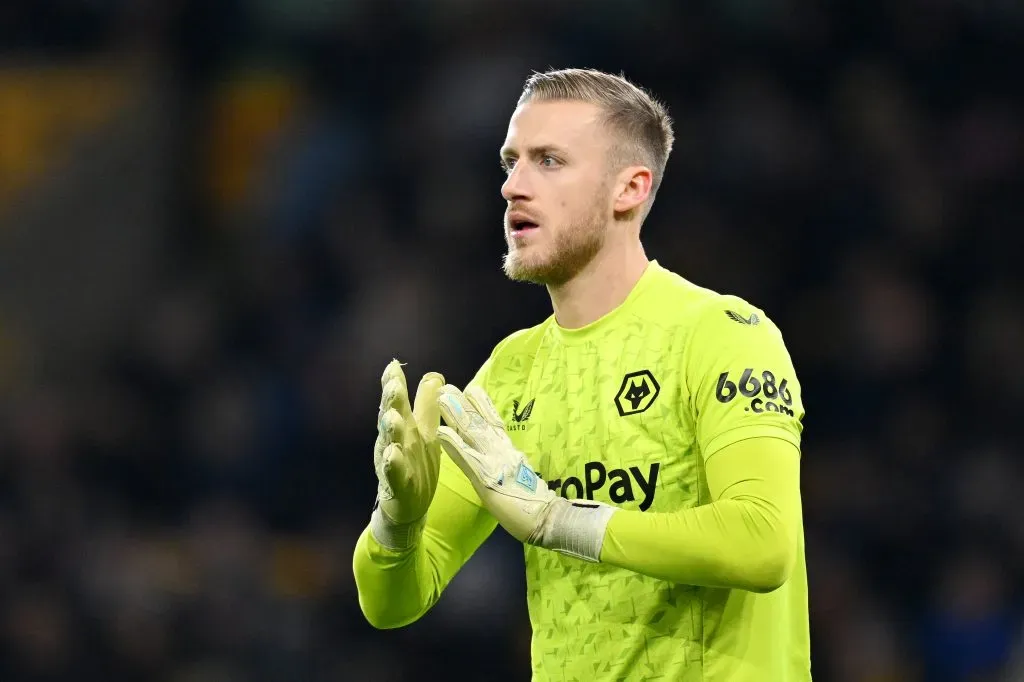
442;260;810;681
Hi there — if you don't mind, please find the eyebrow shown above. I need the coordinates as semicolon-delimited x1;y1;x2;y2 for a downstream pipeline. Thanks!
499;144;569;161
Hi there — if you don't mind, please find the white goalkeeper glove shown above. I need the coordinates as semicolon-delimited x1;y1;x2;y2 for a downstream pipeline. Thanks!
369;359;445;550
436;384;617;562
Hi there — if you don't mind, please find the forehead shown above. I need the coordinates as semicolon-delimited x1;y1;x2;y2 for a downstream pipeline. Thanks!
502;100;609;153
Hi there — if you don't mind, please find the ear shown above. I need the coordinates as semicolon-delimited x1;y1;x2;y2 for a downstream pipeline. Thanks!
613;166;654;214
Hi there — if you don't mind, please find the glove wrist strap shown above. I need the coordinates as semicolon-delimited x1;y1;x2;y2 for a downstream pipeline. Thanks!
536;500;617;563
369;504;426;551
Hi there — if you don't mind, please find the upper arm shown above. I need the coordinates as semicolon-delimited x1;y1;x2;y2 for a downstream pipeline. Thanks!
684;296;805;462
705;436;803;581
705;437;801;512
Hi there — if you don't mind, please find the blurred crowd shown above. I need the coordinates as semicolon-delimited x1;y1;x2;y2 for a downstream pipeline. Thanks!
1;1;1023;680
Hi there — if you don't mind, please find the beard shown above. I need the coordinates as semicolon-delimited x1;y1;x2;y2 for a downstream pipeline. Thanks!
502;198;607;287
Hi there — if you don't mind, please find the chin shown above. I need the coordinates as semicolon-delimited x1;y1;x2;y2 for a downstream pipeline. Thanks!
503;251;572;286
503;249;542;281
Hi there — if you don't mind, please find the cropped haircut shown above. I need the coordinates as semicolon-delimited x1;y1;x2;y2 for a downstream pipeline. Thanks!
518;68;675;204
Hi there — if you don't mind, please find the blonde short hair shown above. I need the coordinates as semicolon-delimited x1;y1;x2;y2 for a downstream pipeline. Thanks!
518;68;675;200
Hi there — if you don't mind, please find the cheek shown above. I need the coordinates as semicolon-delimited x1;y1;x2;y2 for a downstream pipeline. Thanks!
555;184;585;212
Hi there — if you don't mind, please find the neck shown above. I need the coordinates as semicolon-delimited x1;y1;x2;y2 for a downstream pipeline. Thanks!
548;236;650;329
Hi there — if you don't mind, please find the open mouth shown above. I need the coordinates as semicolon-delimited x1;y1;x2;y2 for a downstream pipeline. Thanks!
511;220;539;232
509;215;540;233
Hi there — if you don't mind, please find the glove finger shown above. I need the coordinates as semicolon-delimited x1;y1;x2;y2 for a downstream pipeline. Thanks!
438;385;473;432
439;389;495;455
378;407;406;446
380;361;415;424
373;430;386;469
438;425;497;483
380;358;409;391
381;442;407;488
376;409;407;493
465;386;504;429
412;372;445;439
377;442;402;500
379;360;402;414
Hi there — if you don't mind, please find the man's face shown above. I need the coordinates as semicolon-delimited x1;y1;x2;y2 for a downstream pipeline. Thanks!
499;100;615;286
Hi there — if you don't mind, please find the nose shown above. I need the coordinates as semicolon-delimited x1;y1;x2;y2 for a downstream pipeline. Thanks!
501;164;531;202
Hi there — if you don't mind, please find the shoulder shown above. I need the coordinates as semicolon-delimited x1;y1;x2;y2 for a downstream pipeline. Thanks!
639;262;774;335
691;292;781;340
641;264;793;375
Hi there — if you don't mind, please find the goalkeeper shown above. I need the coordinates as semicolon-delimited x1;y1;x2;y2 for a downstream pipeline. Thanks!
354;68;812;681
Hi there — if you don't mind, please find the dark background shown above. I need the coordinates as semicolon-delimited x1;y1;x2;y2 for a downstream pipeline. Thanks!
1;1;1022;680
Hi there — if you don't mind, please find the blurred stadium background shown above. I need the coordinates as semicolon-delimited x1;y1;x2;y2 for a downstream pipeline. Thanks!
1;1;1022;680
